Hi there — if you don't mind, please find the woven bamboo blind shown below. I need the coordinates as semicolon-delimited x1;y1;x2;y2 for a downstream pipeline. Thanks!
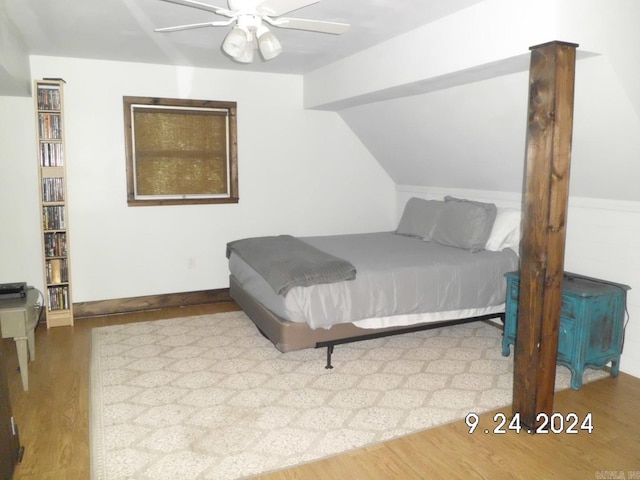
133;108;228;196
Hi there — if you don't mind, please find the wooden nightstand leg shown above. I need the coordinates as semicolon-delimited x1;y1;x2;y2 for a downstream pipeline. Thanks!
569;366;583;390
27;328;36;362
13;337;29;391
610;357;620;377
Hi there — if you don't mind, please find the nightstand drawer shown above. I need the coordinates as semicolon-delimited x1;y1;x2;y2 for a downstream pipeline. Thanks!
560;294;579;319
1;310;28;338
508;286;581;319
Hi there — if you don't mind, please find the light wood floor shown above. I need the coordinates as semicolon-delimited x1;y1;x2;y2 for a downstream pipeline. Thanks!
2;303;639;480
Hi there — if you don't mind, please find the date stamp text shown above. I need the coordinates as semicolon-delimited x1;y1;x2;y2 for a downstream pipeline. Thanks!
464;411;594;434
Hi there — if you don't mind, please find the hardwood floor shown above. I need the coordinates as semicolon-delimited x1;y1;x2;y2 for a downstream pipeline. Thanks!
2;303;639;479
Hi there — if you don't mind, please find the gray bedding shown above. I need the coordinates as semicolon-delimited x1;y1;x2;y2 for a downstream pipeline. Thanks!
228;232;519;330
226;235;356;295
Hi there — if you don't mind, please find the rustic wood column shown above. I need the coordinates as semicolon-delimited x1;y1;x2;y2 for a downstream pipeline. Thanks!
513;41;578;428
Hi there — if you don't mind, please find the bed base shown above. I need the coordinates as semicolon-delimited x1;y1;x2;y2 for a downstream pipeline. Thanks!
230;275;505;369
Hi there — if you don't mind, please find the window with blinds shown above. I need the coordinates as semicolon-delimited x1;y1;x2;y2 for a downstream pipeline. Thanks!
123;96;238;206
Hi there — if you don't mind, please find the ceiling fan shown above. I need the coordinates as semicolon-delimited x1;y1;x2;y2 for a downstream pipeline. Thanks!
155;0;350;63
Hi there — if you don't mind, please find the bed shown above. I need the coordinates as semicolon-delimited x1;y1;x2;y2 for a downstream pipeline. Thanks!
227;196;521;367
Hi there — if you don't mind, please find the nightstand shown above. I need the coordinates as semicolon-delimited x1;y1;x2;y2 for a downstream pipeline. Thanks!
0;288;41;391
502;271;630;389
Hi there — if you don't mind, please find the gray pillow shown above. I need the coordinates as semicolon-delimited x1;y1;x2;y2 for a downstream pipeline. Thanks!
395;197;444;240
431;196;497;252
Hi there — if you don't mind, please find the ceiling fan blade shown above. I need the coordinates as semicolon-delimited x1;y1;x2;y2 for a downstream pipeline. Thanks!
257;0;319;17
158;0;235;17
268;17;350;35
155;19;234;32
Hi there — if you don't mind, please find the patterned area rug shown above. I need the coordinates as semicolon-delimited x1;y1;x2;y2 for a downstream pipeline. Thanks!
90;311;607;480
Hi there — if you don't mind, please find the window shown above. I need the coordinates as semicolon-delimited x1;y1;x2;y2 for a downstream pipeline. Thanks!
123;96;238;206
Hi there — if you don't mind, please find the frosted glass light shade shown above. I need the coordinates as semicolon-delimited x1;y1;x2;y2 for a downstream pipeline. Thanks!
223;27;248;58
258;28;282;60
234;43;254;63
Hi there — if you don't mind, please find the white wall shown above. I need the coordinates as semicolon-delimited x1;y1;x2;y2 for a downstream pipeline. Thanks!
0;96;43;284
396;186;640;379
0;55;396;302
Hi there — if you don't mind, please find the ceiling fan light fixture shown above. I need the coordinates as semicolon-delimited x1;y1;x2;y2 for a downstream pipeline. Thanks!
257;25;282;60
222;26;248;58
234;43;255;63
155;0;351;65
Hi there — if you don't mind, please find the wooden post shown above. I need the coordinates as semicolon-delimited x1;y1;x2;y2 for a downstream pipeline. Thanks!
513;41;578;428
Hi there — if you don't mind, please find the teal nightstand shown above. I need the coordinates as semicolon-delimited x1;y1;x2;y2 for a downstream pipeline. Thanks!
502;271;630;389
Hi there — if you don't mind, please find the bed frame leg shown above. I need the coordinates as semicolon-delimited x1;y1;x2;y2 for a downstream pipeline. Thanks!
325;345;334;369
315;313;504;369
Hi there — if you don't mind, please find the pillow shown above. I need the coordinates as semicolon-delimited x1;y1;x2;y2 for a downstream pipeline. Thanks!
484;208;522;253
431;196;497;252
485;207;522;252
395;197;445;240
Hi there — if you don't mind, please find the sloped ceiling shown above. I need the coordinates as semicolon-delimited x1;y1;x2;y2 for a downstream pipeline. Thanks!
339;56;640;201
339;71;529;194
309;0;640;202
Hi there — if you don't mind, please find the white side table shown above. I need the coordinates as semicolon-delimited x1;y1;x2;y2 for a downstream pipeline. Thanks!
0;289;41;391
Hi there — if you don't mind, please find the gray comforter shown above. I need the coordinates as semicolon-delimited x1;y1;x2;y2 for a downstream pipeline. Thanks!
229;232;520;329
226;235;356;295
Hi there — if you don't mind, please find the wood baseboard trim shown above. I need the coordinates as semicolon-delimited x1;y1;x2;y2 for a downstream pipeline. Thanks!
73;288;232;318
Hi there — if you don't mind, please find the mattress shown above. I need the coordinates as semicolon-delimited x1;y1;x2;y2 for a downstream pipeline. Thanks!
228;231;519;330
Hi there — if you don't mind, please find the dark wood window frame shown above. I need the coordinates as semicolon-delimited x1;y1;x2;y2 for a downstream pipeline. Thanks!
123;96;238;206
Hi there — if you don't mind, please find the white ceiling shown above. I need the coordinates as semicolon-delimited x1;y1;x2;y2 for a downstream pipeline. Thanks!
4;0;483;74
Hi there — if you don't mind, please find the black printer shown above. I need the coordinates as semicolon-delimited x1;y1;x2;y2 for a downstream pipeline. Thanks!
0;282;27;300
